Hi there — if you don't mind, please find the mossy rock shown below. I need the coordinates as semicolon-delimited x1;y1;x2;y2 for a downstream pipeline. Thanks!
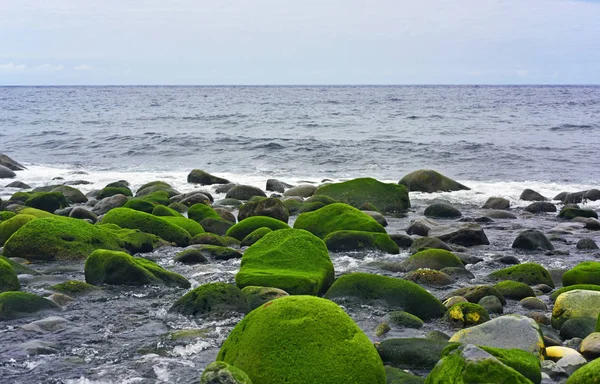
385;366;424;384
325;272;446;319
151;204;183;217
3;216;125;261
0;258;20;292
238;197;289;223
187;169;230;185
201;218;235;236
14;207;54;218
425;344;533;384
305;194;337;206
188;203;221;223
409;236;453;254
167;202;188;214
314;177;410;213
136;182;180;198
241;227;272;247
0;211;17;221
226;216;290;241
25;192;69;213
104;225;166;254
444;303;490;328
494;281;536;300
559;317;596;340
552;289;600;330
161;216;205;237
0;214;37;246
97;186;133;199
0;291;61;320
214;198;244;209
235;229;334;295
324;230;399;254
399;169;469;193
563;261;600;286
488;263;554;289
442;286;507;306
200;361;253;384
388;311;424;329
0;256;39;275
217;295;386;384
424;203;462;219
558;206;598;220
294;203;386;239
51;185;88;204
173;249;209;264
402;249;464;271
123;198;157;213
283;199;304;214
241;286;289;310
99;207;191;246
297;201;325;213
193;245;242;261
85;249;190;288
170;282;248;317
191;233;227;246
441;345;541;384
222;236;241;247
404;269;453;287
550;284;600;301
376;338;460;370
49;280;98;295
566;356;600;383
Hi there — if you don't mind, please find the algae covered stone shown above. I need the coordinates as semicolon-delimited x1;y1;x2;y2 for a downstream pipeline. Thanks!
235;229;334;295
552;289;600;330
323;230;399;254
226;216;289;241
0;214;37;246
0;292;61;320
0;258;20;293
294;203;386;239
49;280;98;295
402;249;464;271
161;216;205;237
188;203;221;223
443;285;506;305
563;261;600;286
488;263;554;288
241;286;289;310
85;249;190;288
325;272;446;319
377;338;459;370
566;356;600;384
399;170;469;193
240;227;272;247
314;177;410;213
494;280;536;300
170;282;248;316
217;295;386;384
201;361;253;384
444;303;490;328
24;192;70;213
238;197;289;223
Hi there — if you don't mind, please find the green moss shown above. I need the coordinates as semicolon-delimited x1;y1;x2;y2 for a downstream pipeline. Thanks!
49;280;98;295
3;216;125;260
297;201;325;213
558;206;598;220
103;225;165;254
99;207;191;246
552;289;600;330
188;203;221;223
324;230;399;254
25;192;69;213
444;303;490;328
402;249;464;271
85;249;190;288
0;214;37;246
226;216;289;241
294;203;386;239
283;199;303;214
170;282;247;316
168;202;188;214
241;286;289;310
123;198;156;213
136;182;179;198
551;284;600;301
305;194;337;205
152;205;183;217
325;272;446;319
241;227;272;247
563;261;600;286
14;207;54;218
443;285;507;306
0;291;61;320
191;233;226;246
51;185;87;204
235;228;334;295
385;366;424;384
238;197;289;223
494;280;536;300
192;245;242;261
9;191;32;203
0;211;17;221
136;180;171;193
488;263;554;288
315;178;410;213
97;186;133;199
200;218;235;236
0;256;39;275
217;295;386;384
201;361;253;384
566;357;600;384
161;216;205;237
376;338;460;370
404;269;453;287
0;258;20;292
173;248;209;264
399;170;470;193
388;311;424;329
222;236;241;247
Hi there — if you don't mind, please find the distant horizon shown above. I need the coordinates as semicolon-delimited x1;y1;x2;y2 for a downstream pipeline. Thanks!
2;83;600;87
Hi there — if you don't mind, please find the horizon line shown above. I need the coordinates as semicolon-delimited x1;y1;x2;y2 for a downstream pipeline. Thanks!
1;83;600;87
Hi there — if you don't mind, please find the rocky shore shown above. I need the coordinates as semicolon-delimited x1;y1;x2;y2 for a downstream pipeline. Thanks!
1;155;600;384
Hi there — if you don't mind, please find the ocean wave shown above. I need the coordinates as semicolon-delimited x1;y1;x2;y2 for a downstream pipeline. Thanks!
27;130;68;137
252;142;285;150
549;123;597;132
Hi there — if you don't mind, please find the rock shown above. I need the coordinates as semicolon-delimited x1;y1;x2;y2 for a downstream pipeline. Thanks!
238;197;289;223
170;282;247;316
5;181;30;189
91;194;128;215
404;269;453;287
374;322;391;337
579;332;600;358
399;169;469;193
201;218;235;236
520;189;547;201
449;314;545;357
235;229;334;295
51;185;87;204
402;249;464;271
0;154;26;171
499;255;521;265
494;280;536;300
424;202;462;218
478;295;504;314
0;257;20;292
0;164;16;179
85;249;190;288
324;230;399;254
216;295;386;384
558;206;598;220
512;229;554;251
389;233;414;249
387;311;424;329
179;192;212;206
483;209;517;219
576;238;599;250
24;192;69;213
409;236;454;253
69;207;98;223
520;297;547;311
241;286;289;310
97;185;133;200
580;217;600;230
0;292;61;320
563;262;600;286
325;272;446;319
224;185;267;201
266;179;291;193
188;203;220;223
314;177;410;213
560;318;596;340
552;289;600;330
173;248;209;264
362;210;388;226
550;285;600;302
546;346;582;361
489;263;555;288
525;202;557;214
406;218;438;236
49;280;98;296
240;227;272;247
282;184;317;198
226;216;289;240
428;223;489;246
444;302;490;328
151;204;183;217
214;198;243;209
377;338;458;370
161;216;205;237
294;203;386;239
566;357;600;383
442;286;506;306
99;207;191;246
200;361;252;384
20;316;71;334
214;207;236;223
0;214;37;246
47;293;73;306
444;296;469;308
384;366;425;384
482;197;510;210
187;169;230;185
194;245;242;261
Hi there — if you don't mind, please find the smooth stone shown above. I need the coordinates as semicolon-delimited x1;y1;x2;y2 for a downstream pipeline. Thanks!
424;202;462;218
482;197;510;210
406;218;439;236
283;184;317;198
576;238;599;250
362;211;388;227
520;189;547;201
388;233;414;249
5;181;31;189
478;295;504;314
20;316;71;333
552;289;600;330
512;229;554;251
520;297;547;311
428;223;490;246
525;202;557;214
91;194;129;215
555;353;587;376
499;255;521;265
266;179;292;193
483;209;517;219
579;332;600;358
0;154;26;171
0;165;16;179
69;207;98;223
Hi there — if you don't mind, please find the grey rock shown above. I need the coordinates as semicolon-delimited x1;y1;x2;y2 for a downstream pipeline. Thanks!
478;295;504;314
576;238;599;250
525;202;557;214
266;179;292;193
283;184;317;198
0;154;26;171
512;229;554;251
69;207;98;223
406;218;438;236
428;224;490;246
424;202;462;218
226;185;267;200
482;197;510;210
520;189;547;201
91;194;129;215
5;181;31;189
0;165;16;179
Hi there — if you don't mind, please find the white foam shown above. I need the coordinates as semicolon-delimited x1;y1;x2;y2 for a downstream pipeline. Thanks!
170;339;212;357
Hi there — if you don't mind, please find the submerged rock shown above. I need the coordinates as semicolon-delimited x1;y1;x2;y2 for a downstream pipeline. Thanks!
187;169;230;185
399;169;469;193
424;203;462;218
428;223;489;246
0;292;61;320
170;282;247;317
0;257;20;293
520;189;547;201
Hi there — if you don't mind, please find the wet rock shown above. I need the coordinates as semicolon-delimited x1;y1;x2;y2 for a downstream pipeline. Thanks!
179;192;213;206
424;202;462;218
201;218;235;236
170;282;248;317
190;233;226;246
512;229;554;251
398;169;469;193
443;285;506;305
525;202;557;214
558;206;598;220
0;292;61;320
5;181;30;189
266;178;291;193
238;197;289;223
362;210;388;226
387;311;424;329
519;297;547;311
576;238;599;250
200;361;252;384
483;209;517;219
324;230;399;254
489;263;555;288
188;203;220;223
552;289;600;330
376;338;458;370
0;154;26;171
428;223;489;246
20;316;71;333
173;248;209;264
69;207;98;223
406;218;438;236
499;255;521;265
444;296;469;308
49;280;98;296
0;164;16;179
389;233;413;249
494;280;535;300
187;169;230;185
240;227;272;246
294;203;385;239
560;317;596;340
283;184;317;198
409;236;453;253
384;366;424;384
226;185;267;200
478;295;504;314
482;197;510;210
0;258;20;292
565;354;600;382
226;216;289;240
241;286;289;310
444;302;490;328
579;332;600;358
91;194;129;215
578;217;600;230
402;248;464;271
404;269;453;287
520;189;547;201
563;261;600;286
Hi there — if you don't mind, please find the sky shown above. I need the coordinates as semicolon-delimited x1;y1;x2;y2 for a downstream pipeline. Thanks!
0;0;599;85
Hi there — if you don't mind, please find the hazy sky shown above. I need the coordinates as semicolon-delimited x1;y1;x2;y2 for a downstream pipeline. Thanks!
1;0;599;85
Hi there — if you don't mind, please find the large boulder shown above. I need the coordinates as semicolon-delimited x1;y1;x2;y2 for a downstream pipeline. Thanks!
0;214;37;246
216;295;386;384
552;290;600;330
187;169;230;185
399;169;469;193
235;229;334;296
24;192;69;213
85;249;190;288
294;203;386;239
323;230;399;254
0;292;60;320
401;249;464;271
449;314;545;357
325;272;446;319
563;262;600;286
0;154;26;171
170;282;248;316
428;224;489;246
314;177;410;213
238;197;289;223
512;229;554;251
226;185;267;200
488;263;554;288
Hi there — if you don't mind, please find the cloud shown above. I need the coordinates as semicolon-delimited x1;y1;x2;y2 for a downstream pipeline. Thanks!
74;64;93;71
33;63;65;72
0;62;27;71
